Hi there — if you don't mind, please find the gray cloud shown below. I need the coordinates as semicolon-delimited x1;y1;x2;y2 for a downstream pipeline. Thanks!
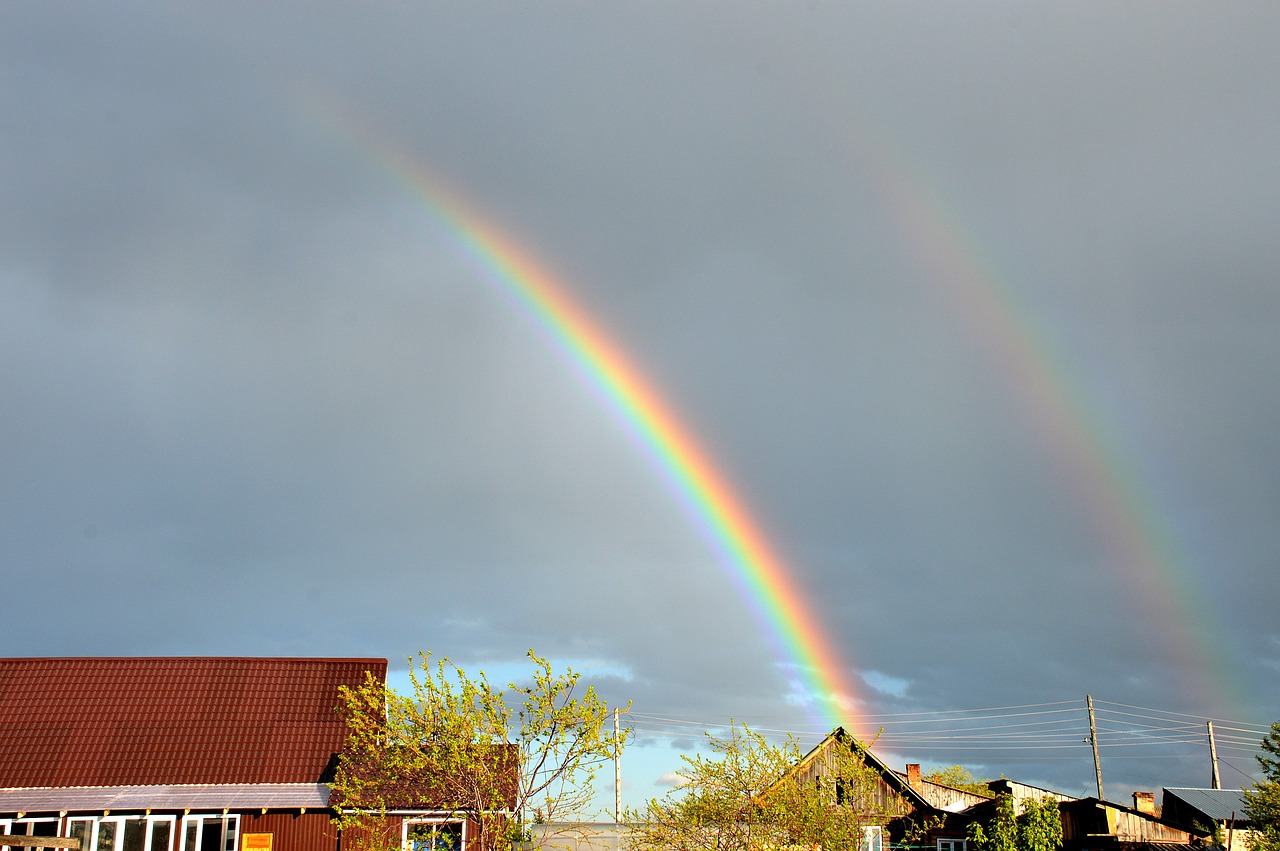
2;0;1278;806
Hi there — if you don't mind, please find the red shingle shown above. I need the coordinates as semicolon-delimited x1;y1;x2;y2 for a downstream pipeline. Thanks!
0;657;386;788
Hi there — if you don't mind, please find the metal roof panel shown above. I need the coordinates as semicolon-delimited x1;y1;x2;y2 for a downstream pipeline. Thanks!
0;658;386;788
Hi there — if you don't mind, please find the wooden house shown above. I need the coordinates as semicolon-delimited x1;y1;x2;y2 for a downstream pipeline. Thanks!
0;658;498;851
1055;796;1208;851
788;729;1209;851
788;728;987;851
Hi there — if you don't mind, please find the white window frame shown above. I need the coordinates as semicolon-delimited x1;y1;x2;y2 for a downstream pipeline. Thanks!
179;816;239;851
65;817;95;851
53;816;175;851
145;817;176;851
7;818;64;851
402;818;466;851
861;825;883;851
938;839;967;851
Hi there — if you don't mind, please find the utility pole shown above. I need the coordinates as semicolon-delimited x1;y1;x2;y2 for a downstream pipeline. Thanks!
614;707;629;824
1087;695;1105;800
1208;720;1222;790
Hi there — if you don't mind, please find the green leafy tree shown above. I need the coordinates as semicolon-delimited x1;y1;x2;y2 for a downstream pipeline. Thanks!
330;650;627;851
969;794;1019;851
1244;721;1280;851
923;766;995;798
968;794;1061;851
624;724;898;851
1019;797;1063;851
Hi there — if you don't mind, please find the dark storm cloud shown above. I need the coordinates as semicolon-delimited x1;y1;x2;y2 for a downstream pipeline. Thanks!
2;0;1278;804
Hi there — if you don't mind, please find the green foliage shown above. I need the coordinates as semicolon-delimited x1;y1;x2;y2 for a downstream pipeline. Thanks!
968;794;1061;851
330;650;627;851
1244;722;1280;851
623;725;897;851
969;794;1018;851
1019;797;1063;851
923;766;995;798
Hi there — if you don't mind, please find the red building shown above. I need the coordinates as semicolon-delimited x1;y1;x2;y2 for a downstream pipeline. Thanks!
0;658;471;851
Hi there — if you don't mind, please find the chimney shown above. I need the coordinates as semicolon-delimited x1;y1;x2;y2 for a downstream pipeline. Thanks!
1133;791;1155;815
907;764;922;790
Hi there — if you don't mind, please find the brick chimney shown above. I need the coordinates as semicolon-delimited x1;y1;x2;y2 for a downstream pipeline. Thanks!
907;763;922;790
1133;791;1155;815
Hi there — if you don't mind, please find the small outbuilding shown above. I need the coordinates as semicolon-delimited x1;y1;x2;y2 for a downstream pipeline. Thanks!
1161;788;1253;851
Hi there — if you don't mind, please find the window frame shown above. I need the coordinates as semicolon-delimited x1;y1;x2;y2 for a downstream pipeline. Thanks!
861;825;884;851
180;815;239;851
401;818;466;851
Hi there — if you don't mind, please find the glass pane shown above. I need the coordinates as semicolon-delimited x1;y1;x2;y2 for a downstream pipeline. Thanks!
123;821;146;851
97;822;118;851
184;822;199;851
222;820;236;851
198;821;221;851
150;822;173;851
434;825;462;851
68;821;91;851
407;825;432;851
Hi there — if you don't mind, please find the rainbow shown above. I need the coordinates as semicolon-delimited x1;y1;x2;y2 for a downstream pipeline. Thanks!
334;127;864;733
857;135;1239;714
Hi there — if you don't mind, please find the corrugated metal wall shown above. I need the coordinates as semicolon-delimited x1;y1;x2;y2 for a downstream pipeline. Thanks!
241;812;339;851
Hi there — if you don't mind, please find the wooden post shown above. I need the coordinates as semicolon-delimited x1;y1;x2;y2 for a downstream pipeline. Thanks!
1208;720;1222;790
1087;694;1104;801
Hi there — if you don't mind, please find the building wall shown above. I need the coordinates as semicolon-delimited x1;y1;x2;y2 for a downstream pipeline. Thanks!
241;812;338;851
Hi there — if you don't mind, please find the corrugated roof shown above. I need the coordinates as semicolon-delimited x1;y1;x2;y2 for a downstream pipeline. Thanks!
1163;788;1249;822
0;658;386;788
0;784;332;812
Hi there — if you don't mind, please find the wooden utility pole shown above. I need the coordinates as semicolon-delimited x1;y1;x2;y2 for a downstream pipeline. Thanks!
1087;695;1105;800
1208;720;1222;790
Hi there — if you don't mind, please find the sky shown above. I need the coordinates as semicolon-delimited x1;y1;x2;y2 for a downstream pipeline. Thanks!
3;1;1279;815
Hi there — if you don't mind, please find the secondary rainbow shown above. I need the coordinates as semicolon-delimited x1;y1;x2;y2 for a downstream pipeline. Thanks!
343;131;864;733
854;132;1239;713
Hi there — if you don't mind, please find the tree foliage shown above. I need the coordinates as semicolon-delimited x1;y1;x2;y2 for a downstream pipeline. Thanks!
967;794;1062;851
330;650;627;851
624;724;899;851
1244;721;1280;851
923;766;995;798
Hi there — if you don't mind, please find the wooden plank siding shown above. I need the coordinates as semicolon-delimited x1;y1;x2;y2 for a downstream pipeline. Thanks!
789;742;914;821
1058;799;1202;848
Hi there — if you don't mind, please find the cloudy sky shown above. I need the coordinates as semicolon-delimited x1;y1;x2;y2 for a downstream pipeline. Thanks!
3;1;1278;810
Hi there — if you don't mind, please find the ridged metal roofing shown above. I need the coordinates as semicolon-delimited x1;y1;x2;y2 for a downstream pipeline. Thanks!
0;658;387;788
0;784;331;812
1163;788;1249;822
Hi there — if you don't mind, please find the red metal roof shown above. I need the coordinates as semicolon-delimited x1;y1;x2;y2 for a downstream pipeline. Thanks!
0;657;387;788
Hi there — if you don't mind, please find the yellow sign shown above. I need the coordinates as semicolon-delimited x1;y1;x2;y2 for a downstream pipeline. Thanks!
242;835;273;851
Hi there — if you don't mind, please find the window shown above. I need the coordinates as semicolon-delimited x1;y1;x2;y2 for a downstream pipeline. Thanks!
96;821;118;851
404;821;464;851
861;826;883;851
66;819;94;851
938;840;967;851
7;819;60;851
70;817;176;851
180;817;238;851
